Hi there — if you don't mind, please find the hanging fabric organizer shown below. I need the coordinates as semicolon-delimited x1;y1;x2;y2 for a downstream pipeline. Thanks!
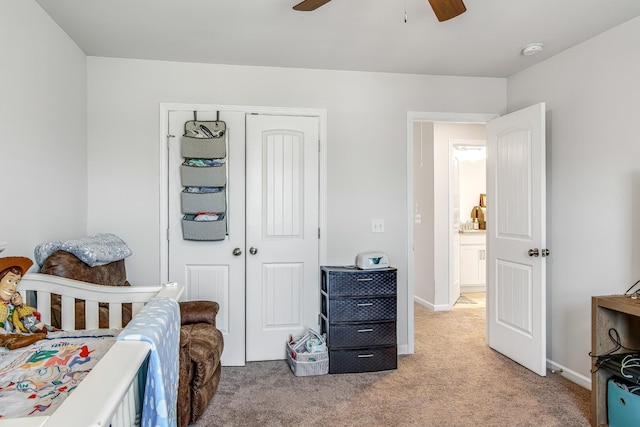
180;116;228;241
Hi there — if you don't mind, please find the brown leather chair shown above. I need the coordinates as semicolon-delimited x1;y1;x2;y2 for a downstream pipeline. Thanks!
178;301;224;426
39;250;223;426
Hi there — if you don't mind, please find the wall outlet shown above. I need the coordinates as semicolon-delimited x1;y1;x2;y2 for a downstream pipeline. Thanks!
371;219;385;233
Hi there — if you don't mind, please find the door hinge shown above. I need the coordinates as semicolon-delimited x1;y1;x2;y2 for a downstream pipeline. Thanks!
318;227;320;239
166;228;170;241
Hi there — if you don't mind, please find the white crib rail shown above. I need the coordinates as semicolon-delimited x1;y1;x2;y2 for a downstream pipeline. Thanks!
0;273;184;426
19;273;183;330
43;340;151;427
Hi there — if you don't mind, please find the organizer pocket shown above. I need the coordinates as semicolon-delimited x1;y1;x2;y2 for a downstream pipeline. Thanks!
181;135;226;159
181;163;226;187
181;188;226;214
182;213;227;241
184;120;226;138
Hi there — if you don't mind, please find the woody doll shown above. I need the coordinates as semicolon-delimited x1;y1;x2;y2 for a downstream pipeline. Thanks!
0;256;46;349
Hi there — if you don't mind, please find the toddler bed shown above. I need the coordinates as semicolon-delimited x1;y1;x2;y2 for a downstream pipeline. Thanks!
0;272;184;427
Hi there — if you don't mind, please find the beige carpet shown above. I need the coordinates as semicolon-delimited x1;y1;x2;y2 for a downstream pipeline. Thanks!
455;292;486;308
194;299;590;426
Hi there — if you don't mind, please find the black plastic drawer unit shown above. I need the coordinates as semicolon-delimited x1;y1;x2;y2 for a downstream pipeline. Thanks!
320;266;397;374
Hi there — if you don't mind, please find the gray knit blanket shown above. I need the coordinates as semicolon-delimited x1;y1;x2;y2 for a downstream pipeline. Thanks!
34;233;132;267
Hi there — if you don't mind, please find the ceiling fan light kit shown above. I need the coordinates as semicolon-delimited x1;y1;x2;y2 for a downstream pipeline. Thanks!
521;43;544;56
293;0;466;21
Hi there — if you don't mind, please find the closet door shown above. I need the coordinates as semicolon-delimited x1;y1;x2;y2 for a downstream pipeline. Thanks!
167;109;246;366
245;115;320;361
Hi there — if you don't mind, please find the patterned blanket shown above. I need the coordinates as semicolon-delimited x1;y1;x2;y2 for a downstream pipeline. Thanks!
0;329;119;419
34;233;132;267
118;298;180;427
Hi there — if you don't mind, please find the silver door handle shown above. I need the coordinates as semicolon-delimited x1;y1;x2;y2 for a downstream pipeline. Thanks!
249;247;258;255
233;248;242;256
542;249;550;257
528;248;539;257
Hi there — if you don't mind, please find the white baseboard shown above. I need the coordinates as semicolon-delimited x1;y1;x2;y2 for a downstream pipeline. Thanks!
414;295;452;312
546;359;591;390
398;343;409;355
460;285;486;293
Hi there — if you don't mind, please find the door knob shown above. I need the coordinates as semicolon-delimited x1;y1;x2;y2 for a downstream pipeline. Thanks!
528;248;539;257
232;248;242;256
249;247;258;255
542;249;550;257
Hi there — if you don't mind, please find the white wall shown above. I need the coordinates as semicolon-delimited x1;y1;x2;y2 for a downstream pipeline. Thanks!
507;16;640;384
0;1;87;263
413;121;435;304
86;57;506;350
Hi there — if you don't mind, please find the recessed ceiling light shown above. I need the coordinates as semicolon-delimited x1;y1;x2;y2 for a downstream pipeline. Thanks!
521;43;544;56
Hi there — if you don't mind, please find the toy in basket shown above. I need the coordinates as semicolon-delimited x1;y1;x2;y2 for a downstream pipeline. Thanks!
286;328;329;377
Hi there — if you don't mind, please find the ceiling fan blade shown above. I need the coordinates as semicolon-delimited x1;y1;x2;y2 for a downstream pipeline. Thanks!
428;0;466;22
293;0;332;11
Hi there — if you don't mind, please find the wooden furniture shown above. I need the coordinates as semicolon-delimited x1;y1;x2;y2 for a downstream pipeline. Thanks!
320;266;397;374
591;295;640;426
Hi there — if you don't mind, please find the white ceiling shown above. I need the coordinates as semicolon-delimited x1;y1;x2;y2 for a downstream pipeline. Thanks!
35;0;640;78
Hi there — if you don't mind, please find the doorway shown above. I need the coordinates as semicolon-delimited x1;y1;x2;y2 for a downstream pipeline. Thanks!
159;103;328;366
452;139;486;309
406;111;497;354
407;105;547;376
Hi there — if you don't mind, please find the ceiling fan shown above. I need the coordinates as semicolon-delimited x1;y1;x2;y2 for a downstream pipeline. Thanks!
293;0;466;22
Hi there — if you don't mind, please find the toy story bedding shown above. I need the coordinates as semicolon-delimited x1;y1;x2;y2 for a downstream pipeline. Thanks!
0;329;118;419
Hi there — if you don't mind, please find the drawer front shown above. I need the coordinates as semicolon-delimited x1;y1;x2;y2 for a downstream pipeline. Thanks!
326;296;396;322
329;345;397;374
322;269;396;297
327;321;396;348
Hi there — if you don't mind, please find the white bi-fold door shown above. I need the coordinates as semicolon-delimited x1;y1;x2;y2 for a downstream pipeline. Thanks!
166;108;320;364
245;114;320;361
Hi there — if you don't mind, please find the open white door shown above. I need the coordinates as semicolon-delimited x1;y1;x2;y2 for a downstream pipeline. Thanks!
486;103;547;376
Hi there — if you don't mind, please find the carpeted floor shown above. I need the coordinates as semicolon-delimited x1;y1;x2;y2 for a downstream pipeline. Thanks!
194;298;590;426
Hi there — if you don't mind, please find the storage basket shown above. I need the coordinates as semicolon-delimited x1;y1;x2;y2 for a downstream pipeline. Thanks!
285;329;329;377
608;377;640;427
